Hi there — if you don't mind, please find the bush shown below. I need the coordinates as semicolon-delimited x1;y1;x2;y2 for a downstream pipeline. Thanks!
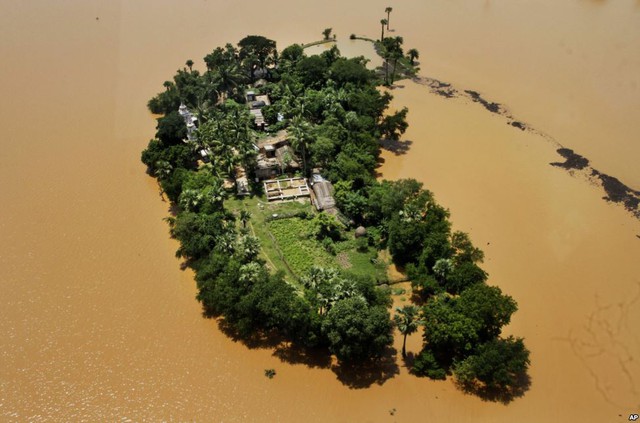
356;236;369;253
413;348;447;380
322;237;337;255
350;34;356;40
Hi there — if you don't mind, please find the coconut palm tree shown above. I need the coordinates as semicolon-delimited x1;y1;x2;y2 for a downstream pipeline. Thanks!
394;305;421;358
237;235;260;263
239;210;252;229
380;19;388;41
289;115;312;175
186;59;194;72
211;62;245;102
153;160;173;181
238;261;262;284
433;258;453;285
407;48;419;66
385;7;393;29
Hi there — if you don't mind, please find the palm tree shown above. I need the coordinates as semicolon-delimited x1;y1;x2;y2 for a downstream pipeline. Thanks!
289;115;312;175
390;50;403;84
153;160;173;181
394;305;421;358
407;48;419;66
433;258;453;285
239;210;251;229
385;7;393;30
186;59;194;72
211;62;245;101
380;19;388;41
322;28;333;41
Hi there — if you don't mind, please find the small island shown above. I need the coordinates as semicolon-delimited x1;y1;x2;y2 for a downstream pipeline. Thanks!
141;18;530;400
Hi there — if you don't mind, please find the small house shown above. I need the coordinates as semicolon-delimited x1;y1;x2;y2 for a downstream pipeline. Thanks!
312;180;336;211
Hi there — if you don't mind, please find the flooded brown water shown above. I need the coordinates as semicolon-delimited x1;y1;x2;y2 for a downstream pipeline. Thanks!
1;0;638;421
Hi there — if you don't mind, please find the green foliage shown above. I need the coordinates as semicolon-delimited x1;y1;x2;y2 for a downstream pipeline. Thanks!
407;48;419;65
412;347;447;380
451;231;484;265
454;336;530;390
422;295;480;360
445;261;487;294
394;305;421;357
329;58;372;87
280;44;304;64
160;167;190;203
141;139;196;174
238;35;277;79
456;284;517;342
379;107;408;141
147;81;181;114
313;212;344;241
322;297;393;363
268;217;335;275
172;211;232;261
296;56;329;88
355;236;369;253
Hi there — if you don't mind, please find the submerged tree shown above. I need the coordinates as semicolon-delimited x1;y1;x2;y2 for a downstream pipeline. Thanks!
380;19;388;42
385;7;393;30
407;48;419;66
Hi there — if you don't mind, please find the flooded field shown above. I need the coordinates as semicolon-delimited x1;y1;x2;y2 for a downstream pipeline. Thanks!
1;0;638;421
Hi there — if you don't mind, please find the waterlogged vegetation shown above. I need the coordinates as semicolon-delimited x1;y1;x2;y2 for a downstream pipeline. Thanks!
141;8;530;399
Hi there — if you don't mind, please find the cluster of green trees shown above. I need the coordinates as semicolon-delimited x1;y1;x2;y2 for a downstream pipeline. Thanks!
375;7;419;85
333;176;530;391
141;33;529;392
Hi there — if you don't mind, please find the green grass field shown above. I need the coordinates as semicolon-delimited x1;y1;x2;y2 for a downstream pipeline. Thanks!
225;195;389;285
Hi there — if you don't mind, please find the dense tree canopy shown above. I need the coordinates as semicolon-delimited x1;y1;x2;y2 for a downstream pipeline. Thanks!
322;297;393;362
454;336;530;390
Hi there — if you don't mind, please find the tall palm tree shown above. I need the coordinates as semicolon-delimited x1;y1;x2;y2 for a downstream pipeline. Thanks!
390;50;403;84
394;305;421;358
407;48;420;66
385;7;393;29
380;19;388;41
289;115;312;175
186;59;194;72
211;62;245;102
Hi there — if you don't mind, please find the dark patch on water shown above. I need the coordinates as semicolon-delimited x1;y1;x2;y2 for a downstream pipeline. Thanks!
591;169;640;217
550;148;590;170
413;77;458;98
413;75;640;221
464;90;502;114
510;121;526;131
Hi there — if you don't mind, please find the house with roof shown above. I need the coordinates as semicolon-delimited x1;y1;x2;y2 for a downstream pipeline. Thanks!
246;91;271;130
254;130;300;180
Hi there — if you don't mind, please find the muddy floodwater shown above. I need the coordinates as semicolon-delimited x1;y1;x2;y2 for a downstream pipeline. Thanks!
1;0;639;421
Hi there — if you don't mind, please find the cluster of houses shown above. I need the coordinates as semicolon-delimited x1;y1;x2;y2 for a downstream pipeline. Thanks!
177;90;337;212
